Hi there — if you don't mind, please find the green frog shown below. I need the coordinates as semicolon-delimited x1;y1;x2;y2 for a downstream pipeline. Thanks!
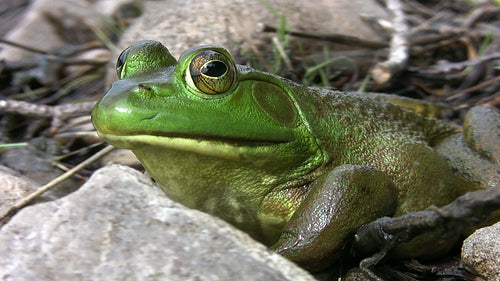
92;40;500;271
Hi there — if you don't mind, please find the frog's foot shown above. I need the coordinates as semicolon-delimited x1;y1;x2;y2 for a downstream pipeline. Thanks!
270;164;397;272
436;106;500;191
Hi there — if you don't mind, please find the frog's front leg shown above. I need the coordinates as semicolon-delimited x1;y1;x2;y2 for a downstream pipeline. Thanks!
271;164;397;272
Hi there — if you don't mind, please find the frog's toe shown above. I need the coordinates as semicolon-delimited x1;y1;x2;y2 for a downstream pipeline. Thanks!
464;106;500;163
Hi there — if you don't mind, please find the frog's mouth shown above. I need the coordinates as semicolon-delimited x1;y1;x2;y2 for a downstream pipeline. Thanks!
97;131;292;161
149;131;290;146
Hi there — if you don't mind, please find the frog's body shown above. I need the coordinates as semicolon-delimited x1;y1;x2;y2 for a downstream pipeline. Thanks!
92;40;500;271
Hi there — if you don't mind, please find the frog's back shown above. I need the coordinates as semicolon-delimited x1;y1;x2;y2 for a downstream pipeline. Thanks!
296;86;460;214
301;87;455;146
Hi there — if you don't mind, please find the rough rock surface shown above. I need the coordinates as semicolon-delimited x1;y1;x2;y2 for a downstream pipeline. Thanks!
108;0;389;84
462;221;500;281
0;165;38;216
117;0;388;58
0;165;317;281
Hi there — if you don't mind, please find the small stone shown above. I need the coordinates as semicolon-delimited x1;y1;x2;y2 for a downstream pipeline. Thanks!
342;268;371;281
99;148;142;167
462;221;500;281
0;165;38;216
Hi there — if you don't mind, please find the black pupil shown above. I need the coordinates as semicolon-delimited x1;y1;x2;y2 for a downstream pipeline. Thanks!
117;54;125;69
117;48;130;69
201;61;227;77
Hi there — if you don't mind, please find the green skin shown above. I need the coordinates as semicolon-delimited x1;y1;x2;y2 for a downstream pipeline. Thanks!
92;40;500;271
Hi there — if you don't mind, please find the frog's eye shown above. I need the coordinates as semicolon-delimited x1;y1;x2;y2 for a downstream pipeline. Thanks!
188;50;235;95
116;47;131;79
116;40;177;79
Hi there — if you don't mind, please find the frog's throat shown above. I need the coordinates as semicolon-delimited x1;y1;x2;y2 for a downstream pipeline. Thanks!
97;132;291;161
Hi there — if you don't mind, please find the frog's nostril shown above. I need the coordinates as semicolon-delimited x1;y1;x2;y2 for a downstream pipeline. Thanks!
142;113;158;121
138;84;152;91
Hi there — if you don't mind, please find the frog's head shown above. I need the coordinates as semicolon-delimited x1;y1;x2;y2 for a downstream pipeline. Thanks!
91;40;325;217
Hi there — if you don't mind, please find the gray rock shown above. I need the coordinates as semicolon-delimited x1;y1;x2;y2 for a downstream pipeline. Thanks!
0;165;38;216
108;0;388;85
0;165;317;281
462;221;500;281
118;0;388;58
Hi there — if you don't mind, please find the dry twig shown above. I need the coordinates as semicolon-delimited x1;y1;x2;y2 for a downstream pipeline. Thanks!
260;24;389;49
0;99;95;131
372;0;409;85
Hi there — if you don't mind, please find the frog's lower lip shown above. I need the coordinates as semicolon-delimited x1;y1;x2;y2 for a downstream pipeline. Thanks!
100;131;288;146
97;132;288;159
153;132;289;146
